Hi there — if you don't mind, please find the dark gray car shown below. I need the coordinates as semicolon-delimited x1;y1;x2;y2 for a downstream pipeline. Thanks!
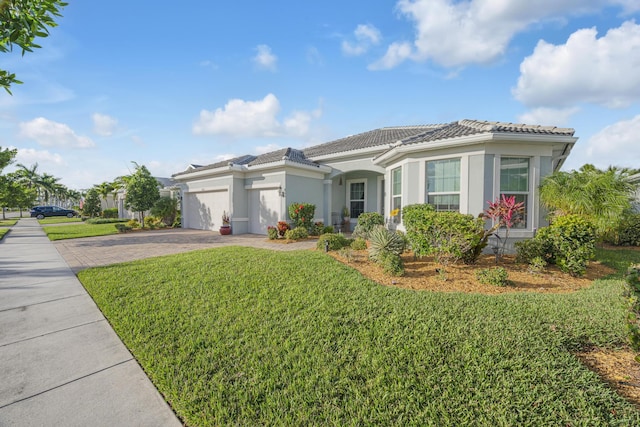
30;205;78;219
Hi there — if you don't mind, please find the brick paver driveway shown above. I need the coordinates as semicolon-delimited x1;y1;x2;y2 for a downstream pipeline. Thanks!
54;228;316;273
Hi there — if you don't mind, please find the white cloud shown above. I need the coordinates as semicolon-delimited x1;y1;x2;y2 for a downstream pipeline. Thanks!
517;107;580;127
374;0;632;69
192;93;322;139
253;44;277;71
342;24;382;56
514;21;640;108
18;117;95;148
255;143;283;154
14;147;65;166
92;113;118;136
581;115;640;168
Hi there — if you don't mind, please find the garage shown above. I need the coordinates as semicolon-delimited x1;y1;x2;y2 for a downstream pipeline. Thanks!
248;188;281;234
184;190;229;231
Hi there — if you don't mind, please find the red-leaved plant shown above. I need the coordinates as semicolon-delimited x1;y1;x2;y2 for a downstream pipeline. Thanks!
483;195;525;257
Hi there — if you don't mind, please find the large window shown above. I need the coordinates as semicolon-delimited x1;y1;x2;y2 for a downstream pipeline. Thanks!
391;167;402;221
426;158;460;211
349;181;365;218
500;157;529;229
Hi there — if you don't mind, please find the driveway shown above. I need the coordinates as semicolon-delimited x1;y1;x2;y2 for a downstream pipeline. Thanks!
54;228;317;273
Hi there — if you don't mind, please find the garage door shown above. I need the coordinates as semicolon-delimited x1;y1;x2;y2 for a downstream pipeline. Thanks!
184;190;228;230
248;188;281;234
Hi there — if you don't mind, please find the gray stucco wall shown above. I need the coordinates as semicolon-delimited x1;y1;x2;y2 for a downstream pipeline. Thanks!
285;174;325;222
468;154;487;217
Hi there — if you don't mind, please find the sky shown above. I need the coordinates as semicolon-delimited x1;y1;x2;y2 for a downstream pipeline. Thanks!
1;0;640;190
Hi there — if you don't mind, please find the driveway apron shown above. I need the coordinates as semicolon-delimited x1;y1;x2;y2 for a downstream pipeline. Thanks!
0;219;181;426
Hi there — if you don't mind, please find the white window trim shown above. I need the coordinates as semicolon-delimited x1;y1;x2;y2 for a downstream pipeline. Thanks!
425;157;462;212
495;155;532;235
346;179;367;222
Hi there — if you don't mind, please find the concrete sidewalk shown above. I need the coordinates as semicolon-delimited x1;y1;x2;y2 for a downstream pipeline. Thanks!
0;219;182;426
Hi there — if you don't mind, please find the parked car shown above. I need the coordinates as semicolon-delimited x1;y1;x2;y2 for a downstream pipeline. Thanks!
30;206;78;219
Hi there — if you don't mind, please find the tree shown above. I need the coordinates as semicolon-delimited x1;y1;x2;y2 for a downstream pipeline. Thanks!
540;164;638;238
124;163;160;225
0;173;36;218
151;196;178;227
82;187;101;218
1;0;68;94
96;181;114;208
0;146;16;171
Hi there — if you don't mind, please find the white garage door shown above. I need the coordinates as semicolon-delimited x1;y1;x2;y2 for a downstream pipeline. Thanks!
248;188;281;234
184;191;228;231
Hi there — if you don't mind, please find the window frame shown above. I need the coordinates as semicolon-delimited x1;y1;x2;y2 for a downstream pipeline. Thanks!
346;179;367;220
425;157;461;212
391;167;402;222
499;156;530;230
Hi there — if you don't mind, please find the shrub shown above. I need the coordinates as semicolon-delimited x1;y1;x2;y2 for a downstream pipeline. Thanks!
402;204;436;257
102;208;118;218
285;226;308;241
267;226;278;240
86;218;128;224
338;247;354;262
536;214;596;276
378;251;405;276
322;225;335;234
515;239;549;264
476;267;510;286
309;222;324;236
351;237;367;251
528;256;547;274
144;216;165;229
151;196;179;226
616;214;640;246
624;265;640;354
316;233;351;251
368;226;405;262
288;203;315;231
277;221;290;237
115;223;132;233
352;212;384;239
127;219;140;229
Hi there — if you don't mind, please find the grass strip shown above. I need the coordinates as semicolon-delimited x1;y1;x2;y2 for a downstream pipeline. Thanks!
38;217;83;225
0;228;9;240
79;247;640;426
0;219;18;227
43;223;119;240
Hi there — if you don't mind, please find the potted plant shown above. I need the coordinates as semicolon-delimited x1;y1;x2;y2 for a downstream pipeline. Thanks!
342;206;350;222
219;211;232;235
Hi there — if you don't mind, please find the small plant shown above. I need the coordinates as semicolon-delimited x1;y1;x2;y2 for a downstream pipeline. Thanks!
528;256;547;274
288;203;315;231
338;247;354;262
316;233;351;251
352;212;384;239
483;195;525;259
309;221;324;236
277;221;290;237
322;225;335;234
222;211;230;226
378;251;405;276
126;219;140;229
351;237;367;251
624;264;640;356
115;223;132;233
368;226;405;263
284;226;309;241
515;238;548;264
476;267;510;287
144;216;165;229
267;226;278;240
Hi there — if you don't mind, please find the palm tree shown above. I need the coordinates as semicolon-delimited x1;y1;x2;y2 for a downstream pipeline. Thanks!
38;173;60;204
540;164;639;238
96;181;114;208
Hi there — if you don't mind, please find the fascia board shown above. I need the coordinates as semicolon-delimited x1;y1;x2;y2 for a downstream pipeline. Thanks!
308;145;391;162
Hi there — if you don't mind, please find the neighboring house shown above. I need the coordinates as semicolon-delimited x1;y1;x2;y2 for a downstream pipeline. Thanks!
172;119;577;242
117;177;180;220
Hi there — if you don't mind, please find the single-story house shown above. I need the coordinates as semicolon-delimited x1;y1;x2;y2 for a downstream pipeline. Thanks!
172;119;577;242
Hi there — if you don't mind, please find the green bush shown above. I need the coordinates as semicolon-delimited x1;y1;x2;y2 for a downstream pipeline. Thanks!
378;251;405;276
284;226;309;241
351;237;367;251
144;216;165;229
309;222;324;236
476;267;510;286
288;203;315;231
267;226;278;240
115;223;132;233
316;233;351;251
127;219;140;229
151;196;178;227
616;214;640;246
514;238;549;264
86;218;128;224
322;225;334;234
368;226;405;262
402;204;436;257
352;212;384;239
536;214;595;276
624;265;640;353
102;208;118;218
528;256;547;274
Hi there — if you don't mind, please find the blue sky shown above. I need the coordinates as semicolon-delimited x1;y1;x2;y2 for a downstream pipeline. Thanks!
2;0;640;189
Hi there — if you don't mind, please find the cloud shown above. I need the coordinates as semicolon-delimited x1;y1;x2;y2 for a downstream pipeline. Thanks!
92;113;118;136
374;0;633;69
192;93;322;139
15;147;66;166
342;24;382;56
582;115;640;168
513;20;640;108
253;44;277;71
18;117;95;148
517;107;580;127
255;143;283;154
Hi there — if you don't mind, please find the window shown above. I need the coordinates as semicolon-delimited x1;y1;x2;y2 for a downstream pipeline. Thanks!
349;181;365;218
500;157;529;229
426;158;460;211
391;167;402;221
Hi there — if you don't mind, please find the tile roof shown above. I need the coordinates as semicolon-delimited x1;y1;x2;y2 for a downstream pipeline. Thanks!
174;120;575;177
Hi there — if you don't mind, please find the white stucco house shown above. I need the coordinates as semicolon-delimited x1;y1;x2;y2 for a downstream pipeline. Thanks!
172;119;577;240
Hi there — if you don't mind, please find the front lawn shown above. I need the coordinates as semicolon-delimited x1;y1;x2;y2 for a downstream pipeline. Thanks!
78;246;640;425
0;228;9;240
0;219;18;227
38;217;83;225
43;222;119;240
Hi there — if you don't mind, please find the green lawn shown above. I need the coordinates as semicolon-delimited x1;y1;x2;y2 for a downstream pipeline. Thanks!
0;228;9;240
78;247;640;426
43;222;119;240
38;217;83;225
0;219;18;227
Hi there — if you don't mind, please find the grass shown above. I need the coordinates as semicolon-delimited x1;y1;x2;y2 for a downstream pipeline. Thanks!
43;222;119;240
78;246;640;426
0;219;18;227
38;217;83;225
0;228;9;240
